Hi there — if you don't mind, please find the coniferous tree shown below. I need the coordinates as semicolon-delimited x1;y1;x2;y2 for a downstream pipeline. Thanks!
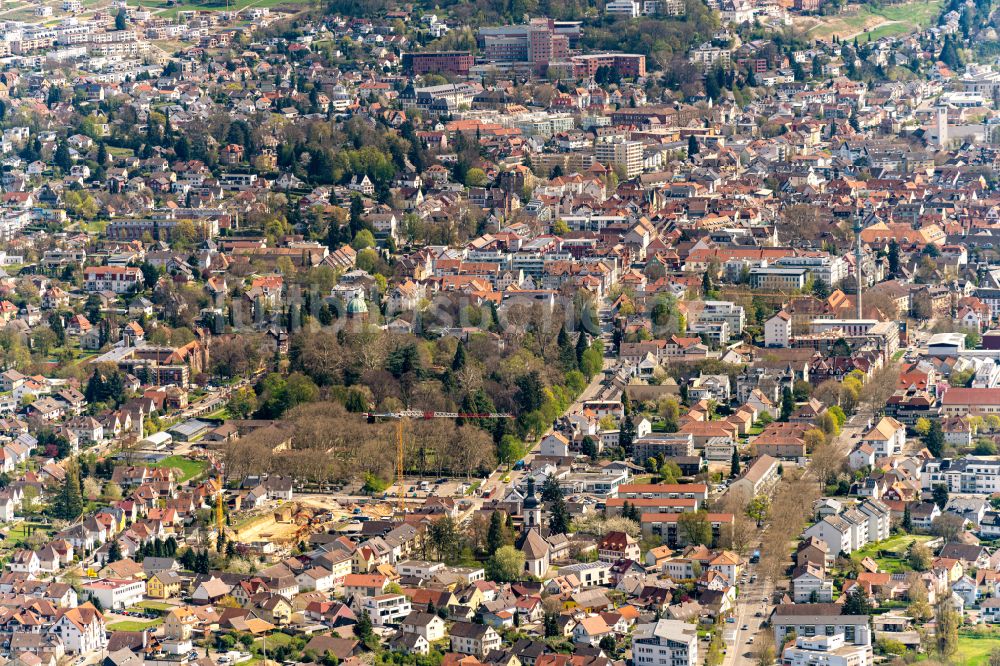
575;331;589;369
549;494;572;535
557;325;576;371
888;240;901;276
620;412;636;452
731;449;741;477
55;462;83;520
780;387;795;421
688;134;699;159
54;142;71;172
452;341;467;371
487;510;506;554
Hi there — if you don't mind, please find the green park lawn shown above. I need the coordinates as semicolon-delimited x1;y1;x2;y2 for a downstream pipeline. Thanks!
108;618;163;631
134;0;310;18
150;456;209;482
255;632;293;649
804;0;942;40
955;634;1000;666
849;534;935;572
0;522;53;549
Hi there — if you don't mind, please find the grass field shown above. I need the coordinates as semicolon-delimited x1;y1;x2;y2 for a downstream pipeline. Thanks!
136;600;177;611
133;0;310;18
150;455;209;483
108;619;162;631
0;522;52;547
956;634;1000;666
850;534;935;572
797;0;942;41
255;633;293;649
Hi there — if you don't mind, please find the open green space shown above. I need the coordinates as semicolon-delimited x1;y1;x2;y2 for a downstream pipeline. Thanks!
849;534;935;573
108;618;163;631
800;0;942;41
136;600;177;612
133;0;309;18
0;522;53;547
149;455;209;483
955;634;1000;666
255;632;293;649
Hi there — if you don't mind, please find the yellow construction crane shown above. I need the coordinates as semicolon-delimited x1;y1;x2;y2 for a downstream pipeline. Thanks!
213;461;227;549
366;411;512;511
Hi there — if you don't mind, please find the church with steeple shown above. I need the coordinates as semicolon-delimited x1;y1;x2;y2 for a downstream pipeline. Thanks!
515;478;551;578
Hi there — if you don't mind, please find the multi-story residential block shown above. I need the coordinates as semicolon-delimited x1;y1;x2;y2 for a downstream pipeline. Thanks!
617;483;709;502
595;139;643;178
728;455;780;499
774;253;850;286
632;619;699;666
771;603;872;648
558;562;612;588
922;456;1000;494
450;622;502;657
749;267;808;291
570;53;646;78
792;564;834;603
83;266;143;293
691;300;746;335
783;634;874;666
361;594;411;627
631;434;695;462
802;499;891;557
48;604;106;654
82;578;145;610
402;51;474;75
859;417;906;457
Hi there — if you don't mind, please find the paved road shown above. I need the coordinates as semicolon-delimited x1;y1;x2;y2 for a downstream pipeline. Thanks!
723;561;774;666
721;406;869;666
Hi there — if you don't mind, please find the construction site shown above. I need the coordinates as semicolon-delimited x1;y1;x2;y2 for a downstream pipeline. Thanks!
228;496;397;547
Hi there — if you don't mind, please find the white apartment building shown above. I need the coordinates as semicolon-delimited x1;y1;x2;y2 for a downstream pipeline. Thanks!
859;417;906;458
792;565;835;603
693;300;746;335
558;562;612;589
83;578;146;610
801;499;891;558
782;634;873;666
396;560;446;580
595;139;643;178
83;266;143;294
765;311;792;347
774;254;849;286
922;456;1000;494
606;0;641;16
361;594;412;627
632;619;699;666
772;604;872;648
48;604;107;654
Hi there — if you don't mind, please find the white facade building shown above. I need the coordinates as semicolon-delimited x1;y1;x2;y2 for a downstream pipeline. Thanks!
633;619;699;666
361;594;412;626
782;634;873;666
83;578;146;610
